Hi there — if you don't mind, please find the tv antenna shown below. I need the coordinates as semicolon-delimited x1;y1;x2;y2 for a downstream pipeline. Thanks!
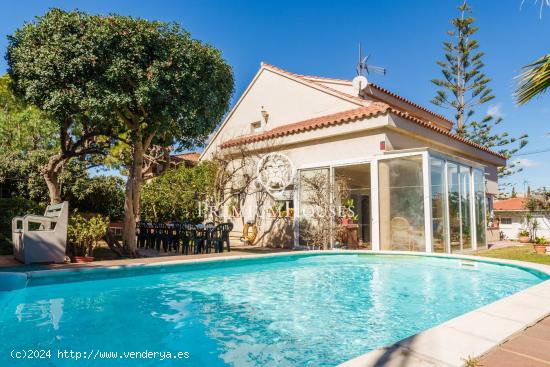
352;43;386;95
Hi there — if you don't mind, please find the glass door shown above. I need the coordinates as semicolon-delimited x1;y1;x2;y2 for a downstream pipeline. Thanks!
297;168;330;248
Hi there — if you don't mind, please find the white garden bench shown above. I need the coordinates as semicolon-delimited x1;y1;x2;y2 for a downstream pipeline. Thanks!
12;202;68;264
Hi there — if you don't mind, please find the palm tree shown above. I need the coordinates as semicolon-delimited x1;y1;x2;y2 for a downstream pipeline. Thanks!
515;54;550;106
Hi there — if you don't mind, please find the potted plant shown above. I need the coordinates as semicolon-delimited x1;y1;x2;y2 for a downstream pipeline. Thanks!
518;229;530;243
534;237;547;254
67;214;109;262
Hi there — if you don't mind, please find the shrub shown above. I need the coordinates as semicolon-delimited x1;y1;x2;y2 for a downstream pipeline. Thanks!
66;214;109;258
66;175;125;220
518;229;530;237
535;237;547;245
141;162;216;222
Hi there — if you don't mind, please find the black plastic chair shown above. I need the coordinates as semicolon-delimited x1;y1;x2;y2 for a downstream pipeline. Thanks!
169;223;181;253
216;222;234;252
192;227;207;254
181;223;195;255
137;222;148;248
203;222;216;253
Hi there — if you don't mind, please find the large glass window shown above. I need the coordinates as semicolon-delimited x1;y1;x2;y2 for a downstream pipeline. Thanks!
460;165;472;250
447;162;461;252
430;158;447;253
379;155;425;251
474;169;486;248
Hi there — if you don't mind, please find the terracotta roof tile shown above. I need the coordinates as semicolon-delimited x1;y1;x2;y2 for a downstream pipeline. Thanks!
220;101;506;159
220;103;390;148
494;198;527;211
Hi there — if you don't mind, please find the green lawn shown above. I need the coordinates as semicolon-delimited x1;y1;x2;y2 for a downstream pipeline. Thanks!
474;245;550;265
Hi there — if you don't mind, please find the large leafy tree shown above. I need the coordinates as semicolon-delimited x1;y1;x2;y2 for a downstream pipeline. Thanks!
97;15;233;255
7;9;116;204
8;9;234;255
432;1;528;179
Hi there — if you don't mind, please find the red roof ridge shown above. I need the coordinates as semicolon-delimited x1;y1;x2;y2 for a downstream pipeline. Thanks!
262;62;454;128
262;62;368;106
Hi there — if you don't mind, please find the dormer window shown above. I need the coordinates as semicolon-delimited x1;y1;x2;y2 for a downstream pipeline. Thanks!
250;121;262;134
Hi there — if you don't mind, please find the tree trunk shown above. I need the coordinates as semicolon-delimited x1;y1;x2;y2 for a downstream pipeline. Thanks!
122;139;145;257
42;155;64;205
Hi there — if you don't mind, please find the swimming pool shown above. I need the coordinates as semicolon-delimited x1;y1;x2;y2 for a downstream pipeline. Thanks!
0;253;548;366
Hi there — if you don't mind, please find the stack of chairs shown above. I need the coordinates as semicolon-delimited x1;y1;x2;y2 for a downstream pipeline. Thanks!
136;221;234;255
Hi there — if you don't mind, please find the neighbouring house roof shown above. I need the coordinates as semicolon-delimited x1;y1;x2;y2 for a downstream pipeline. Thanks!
216;63;505;159
494;198;527;211
143;151;200;180
172;152;200;163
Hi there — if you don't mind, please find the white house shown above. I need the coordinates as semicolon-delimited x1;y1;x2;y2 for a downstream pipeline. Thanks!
200;62;506;253
494;197;550;240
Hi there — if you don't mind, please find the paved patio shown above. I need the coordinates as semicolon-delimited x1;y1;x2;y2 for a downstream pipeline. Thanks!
0;245;292;271
480;316;550;366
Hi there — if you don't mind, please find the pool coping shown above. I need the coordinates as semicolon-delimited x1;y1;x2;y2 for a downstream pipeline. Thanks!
4;250;550;367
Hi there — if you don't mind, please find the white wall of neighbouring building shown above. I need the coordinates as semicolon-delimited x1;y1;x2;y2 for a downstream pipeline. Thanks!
496;212;550;240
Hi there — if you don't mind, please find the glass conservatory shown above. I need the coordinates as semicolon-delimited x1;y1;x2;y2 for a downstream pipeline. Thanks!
295;149;487;253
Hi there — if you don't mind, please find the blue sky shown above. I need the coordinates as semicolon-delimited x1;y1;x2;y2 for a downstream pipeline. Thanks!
1;0;549;192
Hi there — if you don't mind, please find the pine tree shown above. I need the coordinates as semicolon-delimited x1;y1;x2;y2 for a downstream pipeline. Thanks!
432;1;528;179
511;187;517;198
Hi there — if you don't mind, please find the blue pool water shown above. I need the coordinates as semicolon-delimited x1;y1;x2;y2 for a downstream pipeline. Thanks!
0;254;547;367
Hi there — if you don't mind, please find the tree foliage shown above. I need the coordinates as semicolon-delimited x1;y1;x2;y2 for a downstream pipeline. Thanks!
141;162;216;222
0;150;124;217
432;1;528;179
7;9;118;203
431;1;493;133
515;54;550;106
0;75;58;153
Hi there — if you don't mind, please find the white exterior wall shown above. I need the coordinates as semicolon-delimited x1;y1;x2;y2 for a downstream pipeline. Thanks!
202;68;360;159
497;212;550;240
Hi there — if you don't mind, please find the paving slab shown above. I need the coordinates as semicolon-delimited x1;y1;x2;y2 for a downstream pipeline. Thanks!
481;348;550;367
441;310;525;343
337;346;439;367
501;334;550;362
396;326;496;366
524;324;550;341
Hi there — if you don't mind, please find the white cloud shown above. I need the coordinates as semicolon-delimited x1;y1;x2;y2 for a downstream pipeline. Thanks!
513;158;542;168
487;103;505;119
